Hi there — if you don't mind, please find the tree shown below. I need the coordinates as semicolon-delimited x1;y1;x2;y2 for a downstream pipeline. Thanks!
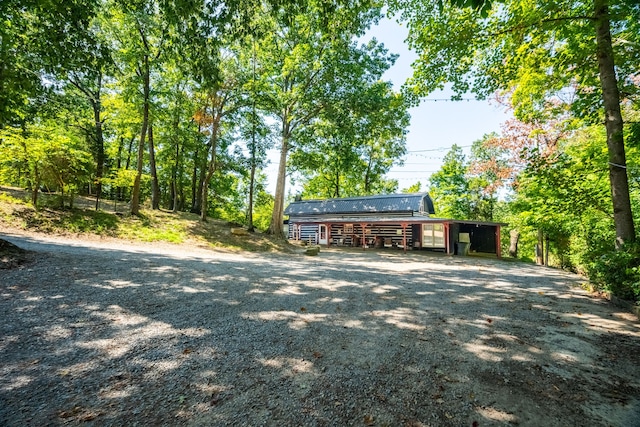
428;145;471;219
109;0;170;215
0;0;99;129
193;48;249;222
466;134;510;220
0;120;92;208
256;3;386;235
390;0;639;246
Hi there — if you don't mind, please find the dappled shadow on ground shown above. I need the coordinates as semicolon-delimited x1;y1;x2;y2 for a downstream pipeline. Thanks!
1;238;639;426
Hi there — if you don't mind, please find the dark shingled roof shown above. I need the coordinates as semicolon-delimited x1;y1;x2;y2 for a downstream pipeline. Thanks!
284;193;435;216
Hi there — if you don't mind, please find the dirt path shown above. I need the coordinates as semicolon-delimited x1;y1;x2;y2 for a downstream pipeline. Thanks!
1;232;639;426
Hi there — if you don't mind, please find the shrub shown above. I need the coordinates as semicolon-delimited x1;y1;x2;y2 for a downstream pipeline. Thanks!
586;241;640;302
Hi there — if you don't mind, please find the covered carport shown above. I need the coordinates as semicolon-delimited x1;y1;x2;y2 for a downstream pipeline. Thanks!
447;220;502;258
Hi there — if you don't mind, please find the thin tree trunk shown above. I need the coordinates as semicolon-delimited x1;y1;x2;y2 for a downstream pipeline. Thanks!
248;157;256;232
148;123;160;210
177;141;185;211
31;164;39;209
131;54;150;216
194;153;207;214
121;136;135;202
247;38;257;232
93;74;104;211
125;136;134;170
190;143;200;213
536;229;544;265
171;138;180;213
544;234;550;266
200;126;219;222
594;0;635;247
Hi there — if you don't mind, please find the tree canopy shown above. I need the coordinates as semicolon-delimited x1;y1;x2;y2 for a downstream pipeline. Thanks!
390;0;639;246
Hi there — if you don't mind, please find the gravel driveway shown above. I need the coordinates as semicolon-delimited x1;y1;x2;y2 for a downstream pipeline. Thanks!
1;233;639;426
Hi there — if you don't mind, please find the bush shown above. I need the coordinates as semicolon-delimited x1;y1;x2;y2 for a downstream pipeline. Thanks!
586;241;640;302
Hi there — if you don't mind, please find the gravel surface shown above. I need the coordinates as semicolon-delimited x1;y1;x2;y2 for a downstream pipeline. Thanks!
1;232;639;427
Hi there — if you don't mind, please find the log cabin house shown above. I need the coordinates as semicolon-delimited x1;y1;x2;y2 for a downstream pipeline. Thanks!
284;193;503;257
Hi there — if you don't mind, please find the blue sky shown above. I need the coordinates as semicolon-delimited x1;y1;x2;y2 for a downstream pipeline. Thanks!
264;16;511;195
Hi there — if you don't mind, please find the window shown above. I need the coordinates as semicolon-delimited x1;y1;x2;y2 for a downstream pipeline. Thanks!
423;223;445;248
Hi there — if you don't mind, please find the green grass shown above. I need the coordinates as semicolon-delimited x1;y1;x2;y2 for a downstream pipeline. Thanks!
0;187;292;253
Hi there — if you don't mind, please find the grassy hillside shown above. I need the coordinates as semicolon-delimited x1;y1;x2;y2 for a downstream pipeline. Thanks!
0;186;292;253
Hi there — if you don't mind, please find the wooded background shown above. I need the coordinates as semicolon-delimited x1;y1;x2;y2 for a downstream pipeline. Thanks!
0;0;638;300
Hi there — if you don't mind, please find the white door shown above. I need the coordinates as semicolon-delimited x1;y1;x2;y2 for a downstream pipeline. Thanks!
318;225;328;245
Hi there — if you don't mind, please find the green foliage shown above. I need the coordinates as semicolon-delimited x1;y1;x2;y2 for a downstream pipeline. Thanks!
429;145;470;219
252;191;274;232
401;182;422;193
586;241;640;302
392;0;638;246
0;121;93;206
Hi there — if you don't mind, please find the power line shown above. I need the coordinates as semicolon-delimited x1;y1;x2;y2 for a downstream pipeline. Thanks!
422;98;480;102
407;144;472;153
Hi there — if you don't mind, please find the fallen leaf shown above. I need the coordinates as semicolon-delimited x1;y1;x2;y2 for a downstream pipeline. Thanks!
183;348;192;355
487;318;493;323
364;414;375;425
300;307;307;312
538;291;545;295
313;351;323;359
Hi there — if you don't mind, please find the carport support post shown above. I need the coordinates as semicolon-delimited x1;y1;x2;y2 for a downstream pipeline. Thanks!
402;222;407;253
326;223;331;248
444;222;451;255
361;223;366;250
496;225;502;258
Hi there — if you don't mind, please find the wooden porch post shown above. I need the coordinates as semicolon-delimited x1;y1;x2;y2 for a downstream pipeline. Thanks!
402;222;407;253
496;225;502;258
326;223;331;248
361;223;367;250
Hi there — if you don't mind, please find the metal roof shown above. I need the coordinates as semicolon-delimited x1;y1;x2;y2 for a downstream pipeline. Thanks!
289;216;505;227
284;193;436;216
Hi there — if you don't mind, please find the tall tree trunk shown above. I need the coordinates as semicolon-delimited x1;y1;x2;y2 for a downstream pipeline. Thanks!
544;234;550;267
509;229;519;258
177;141;185;211
200;125;219;222
92;74;105;211
364;154;373;194
148;123;160;210
171;138;180;213
125;136;134;170
268;120;290;236
190;143;200;213
131;54;150;216
247;39;257;233
194;153;207;214
594;0;635;247
115;137;123;201
121;136;135;202
536;228;544;265
248;154;256;232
